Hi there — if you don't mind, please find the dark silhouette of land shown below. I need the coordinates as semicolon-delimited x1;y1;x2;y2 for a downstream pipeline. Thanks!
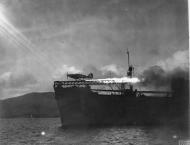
0;92;59;118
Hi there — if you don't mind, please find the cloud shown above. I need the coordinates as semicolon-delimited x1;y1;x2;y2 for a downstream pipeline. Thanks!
0;71;11;81
100;64;125;76
83;65;103;79
83;64;127;79
53;64;82;80
157;50;189;71
0;71;37;98
0;71;37;88
0;0;188;99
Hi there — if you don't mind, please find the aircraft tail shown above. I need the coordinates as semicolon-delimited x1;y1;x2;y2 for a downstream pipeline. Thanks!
88;73;93;79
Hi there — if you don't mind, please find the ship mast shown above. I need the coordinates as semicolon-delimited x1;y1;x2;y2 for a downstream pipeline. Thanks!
126;49;134;90
127;49;134;78
127;49;130;67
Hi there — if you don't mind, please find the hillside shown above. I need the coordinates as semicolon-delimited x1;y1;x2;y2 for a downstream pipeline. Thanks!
0;92;59;118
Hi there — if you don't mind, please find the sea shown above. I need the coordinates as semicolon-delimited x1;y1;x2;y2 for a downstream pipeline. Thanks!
0;118;188;145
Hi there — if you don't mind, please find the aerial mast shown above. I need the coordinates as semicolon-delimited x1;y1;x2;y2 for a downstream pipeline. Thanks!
127;49;130;67
126;49;134;91
126;49;134;78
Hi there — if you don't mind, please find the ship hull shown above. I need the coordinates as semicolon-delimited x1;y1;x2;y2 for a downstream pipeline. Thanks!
54;87;188;128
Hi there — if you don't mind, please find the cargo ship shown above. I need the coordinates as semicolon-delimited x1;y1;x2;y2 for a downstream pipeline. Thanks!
53;51;189;128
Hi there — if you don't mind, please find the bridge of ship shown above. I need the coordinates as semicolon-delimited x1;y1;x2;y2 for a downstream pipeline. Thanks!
54;81;172;96
54;80;131;86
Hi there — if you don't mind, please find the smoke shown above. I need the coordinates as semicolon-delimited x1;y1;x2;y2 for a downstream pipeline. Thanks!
140;65;169;88
139;67;189;99
140;50;189;93
170;68;189;96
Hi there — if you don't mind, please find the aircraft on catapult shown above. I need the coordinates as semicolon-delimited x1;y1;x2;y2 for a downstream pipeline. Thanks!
67;72;93;80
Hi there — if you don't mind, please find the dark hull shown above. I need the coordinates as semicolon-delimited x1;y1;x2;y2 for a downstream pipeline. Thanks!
54;87;189;128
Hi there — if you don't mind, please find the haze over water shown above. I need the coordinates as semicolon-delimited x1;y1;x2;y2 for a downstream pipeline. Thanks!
0;118;188;145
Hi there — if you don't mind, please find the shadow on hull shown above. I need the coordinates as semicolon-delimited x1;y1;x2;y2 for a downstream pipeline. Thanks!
54;84;188;129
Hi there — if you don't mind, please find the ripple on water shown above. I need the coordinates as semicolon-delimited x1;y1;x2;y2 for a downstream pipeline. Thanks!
0;118;187;145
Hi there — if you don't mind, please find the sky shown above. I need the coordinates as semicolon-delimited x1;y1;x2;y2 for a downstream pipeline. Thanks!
0;0;188;99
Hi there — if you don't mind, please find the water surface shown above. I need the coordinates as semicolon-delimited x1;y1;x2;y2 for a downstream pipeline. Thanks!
0;118;187;145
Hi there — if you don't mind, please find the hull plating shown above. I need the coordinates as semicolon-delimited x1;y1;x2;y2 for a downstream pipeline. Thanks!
54;87;188;128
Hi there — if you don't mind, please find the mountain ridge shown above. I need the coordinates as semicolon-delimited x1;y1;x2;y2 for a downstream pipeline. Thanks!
0;92;59;118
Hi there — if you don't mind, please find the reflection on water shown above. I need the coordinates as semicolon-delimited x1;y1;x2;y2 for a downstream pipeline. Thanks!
0;118;188;145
